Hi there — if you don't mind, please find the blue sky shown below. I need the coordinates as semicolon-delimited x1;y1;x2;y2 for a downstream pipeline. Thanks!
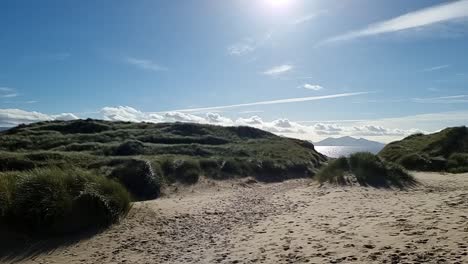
1;0;467;142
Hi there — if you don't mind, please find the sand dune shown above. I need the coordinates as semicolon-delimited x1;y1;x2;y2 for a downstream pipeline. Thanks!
3;172;467;264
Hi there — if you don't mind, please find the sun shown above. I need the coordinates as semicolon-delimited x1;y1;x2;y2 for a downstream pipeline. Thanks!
265;0;292;9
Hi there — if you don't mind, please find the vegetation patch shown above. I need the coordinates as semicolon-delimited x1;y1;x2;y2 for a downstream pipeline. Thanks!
317;152;417;188
0;167;130;235
0;119;327;236
379;126;468;173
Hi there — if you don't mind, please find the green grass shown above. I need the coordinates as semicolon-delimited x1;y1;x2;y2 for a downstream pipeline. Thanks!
0;167;130;235
0;119;327;236
379;126;468;172
317;152;417;188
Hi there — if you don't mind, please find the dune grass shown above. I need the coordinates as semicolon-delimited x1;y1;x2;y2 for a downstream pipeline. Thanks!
0;167;130;235
317;152;417;188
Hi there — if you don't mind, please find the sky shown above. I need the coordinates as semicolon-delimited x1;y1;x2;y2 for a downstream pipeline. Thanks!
0;0;468;142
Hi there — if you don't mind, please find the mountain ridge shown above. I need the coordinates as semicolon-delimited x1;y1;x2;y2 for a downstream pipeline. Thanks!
314;136;385;148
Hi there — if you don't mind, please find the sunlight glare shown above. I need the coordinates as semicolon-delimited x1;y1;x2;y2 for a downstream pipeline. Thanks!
265;0;292;9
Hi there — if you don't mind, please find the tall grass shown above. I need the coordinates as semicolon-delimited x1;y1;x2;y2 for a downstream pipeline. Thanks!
110;159;161;200
0;167;130;235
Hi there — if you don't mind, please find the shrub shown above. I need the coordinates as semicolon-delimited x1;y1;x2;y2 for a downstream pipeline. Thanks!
173;159;201;184
447;153;468;173
317;152;416;188
69;177;131;231
199;159;221;178
316;157;349;185
161;158;201;184
110;159;161;200
398;153;432;171
255;159;288;182
220;159;244;176
349;152;387;185
113;140;145;156
3;167;130;234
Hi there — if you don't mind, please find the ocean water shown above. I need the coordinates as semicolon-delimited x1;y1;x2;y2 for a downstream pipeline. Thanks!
315;146;384;158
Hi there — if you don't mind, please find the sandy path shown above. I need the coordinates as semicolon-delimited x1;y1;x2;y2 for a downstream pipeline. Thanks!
3;172;467;264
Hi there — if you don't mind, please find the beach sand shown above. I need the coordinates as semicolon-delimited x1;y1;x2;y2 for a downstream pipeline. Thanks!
2;172;467;264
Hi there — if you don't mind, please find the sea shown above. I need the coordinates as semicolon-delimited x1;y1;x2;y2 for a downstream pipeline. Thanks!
315;146;384;158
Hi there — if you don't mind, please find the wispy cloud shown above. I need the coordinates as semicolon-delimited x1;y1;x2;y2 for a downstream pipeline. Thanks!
239;110;265;114
165;92;369;113
126;57;167;72
324;0;468;43
0;87;12;92
412;94;468;103
48;52;71;61
300;84;324;91
292;13;318;25
422;64;450;72
227;32;273;56
263;64;293;76
0;87;18;98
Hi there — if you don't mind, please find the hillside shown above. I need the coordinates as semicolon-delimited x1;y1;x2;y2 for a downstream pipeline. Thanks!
0;119;326;185
379;126;468;173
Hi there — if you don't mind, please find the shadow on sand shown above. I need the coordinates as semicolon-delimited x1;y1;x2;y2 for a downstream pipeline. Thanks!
0;226;105;264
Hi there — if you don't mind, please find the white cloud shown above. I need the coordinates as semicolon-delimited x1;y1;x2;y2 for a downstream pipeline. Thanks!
205;112;233;124
126;57;167;72
227;40;256;56
272;119;293;128
101;106;164;123
168;92;370;113
0;109;52;126
313;123;343;135
351;125;419;136
325;0;468;43
0;108;79;126
422;64;450;72
162;112;206;123
263;64;293;76
53;113;79;121
301;84;324;91
236;115;264;125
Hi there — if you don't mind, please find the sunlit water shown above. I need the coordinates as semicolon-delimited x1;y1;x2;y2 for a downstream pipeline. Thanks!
315;146;384;158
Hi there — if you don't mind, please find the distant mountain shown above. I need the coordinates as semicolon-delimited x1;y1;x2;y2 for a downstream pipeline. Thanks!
315;136;385;148
0;127;11;132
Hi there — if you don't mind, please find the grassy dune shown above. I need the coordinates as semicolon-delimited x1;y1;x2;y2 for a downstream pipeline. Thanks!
0;119;326;235
379;126;468;173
